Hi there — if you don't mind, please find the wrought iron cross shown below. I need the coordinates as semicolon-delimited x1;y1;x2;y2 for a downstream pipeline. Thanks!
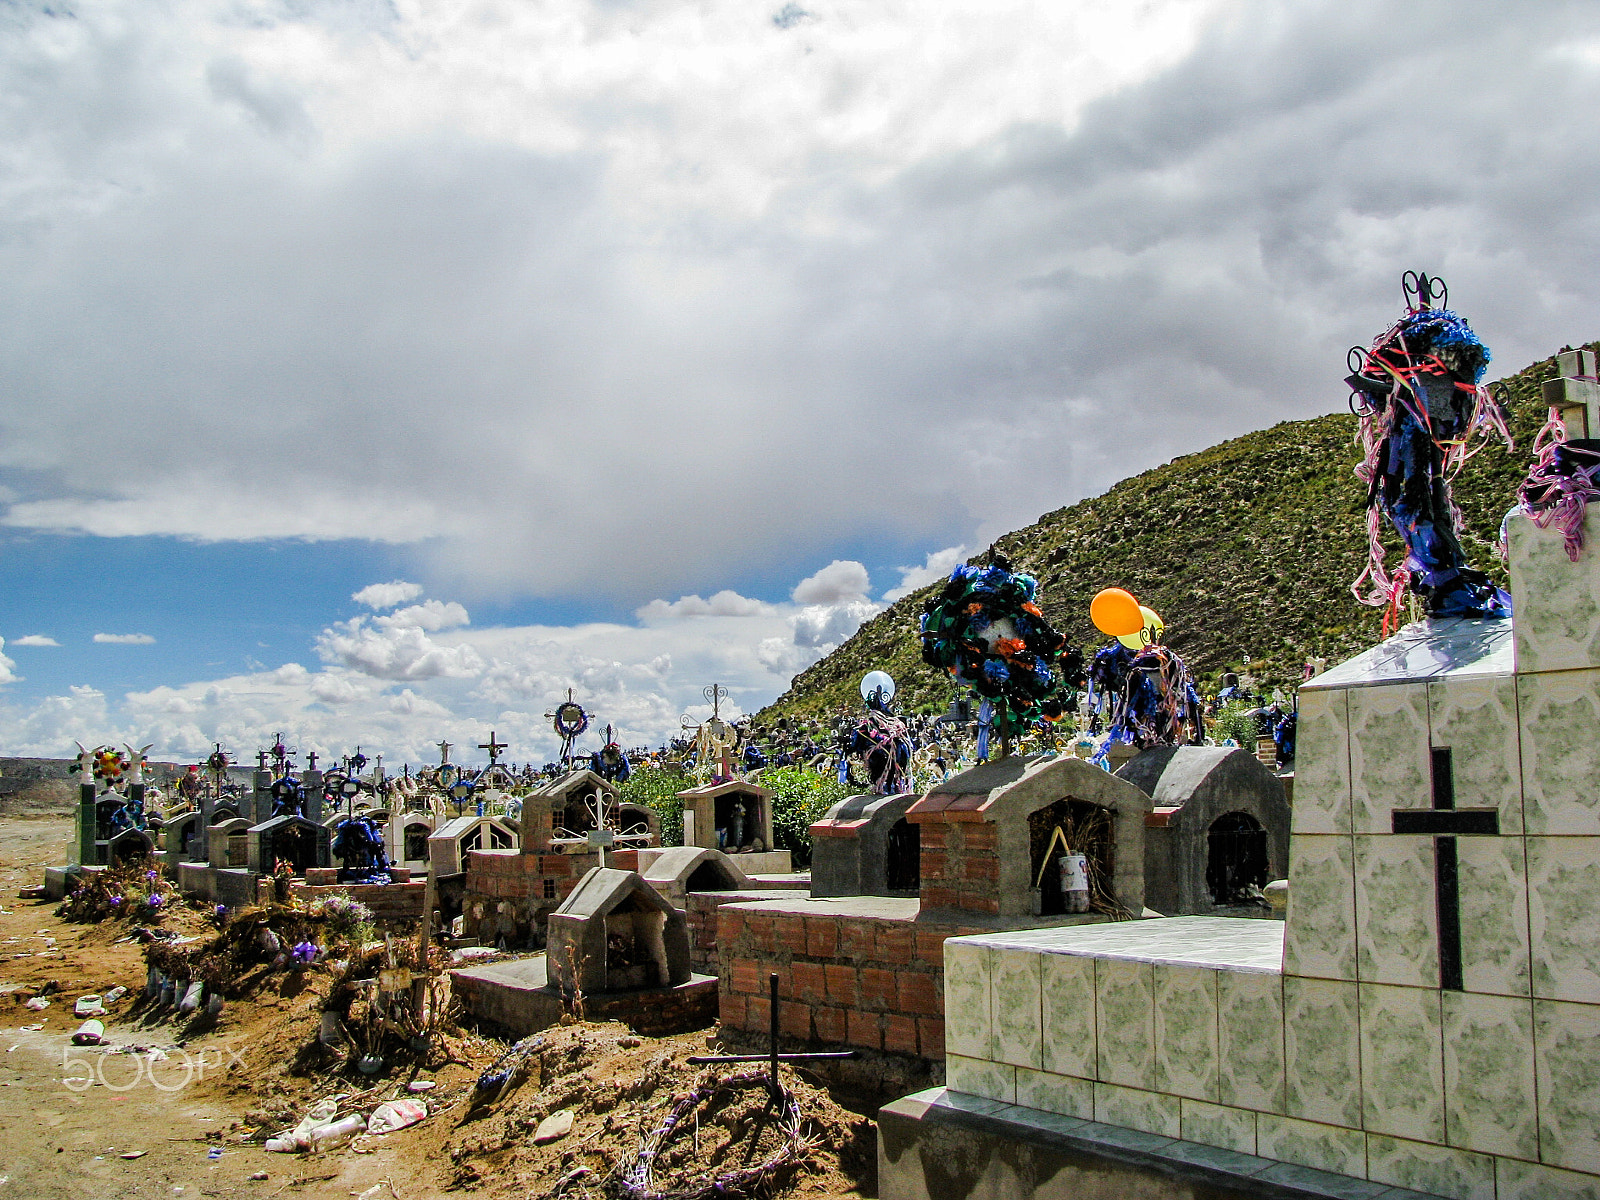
479;731;508;765
1391;747;1498;991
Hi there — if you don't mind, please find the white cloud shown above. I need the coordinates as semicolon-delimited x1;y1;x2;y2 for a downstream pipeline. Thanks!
353;581;425;610
636;591;773;622
0;639;17;685
792;561;872;606
317;618;486;681
375;600;471;632
11;634;59;647
884;546;968;602
93;633;156;645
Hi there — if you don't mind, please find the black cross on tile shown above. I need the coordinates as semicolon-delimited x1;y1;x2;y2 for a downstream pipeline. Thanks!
1391;747;1500;991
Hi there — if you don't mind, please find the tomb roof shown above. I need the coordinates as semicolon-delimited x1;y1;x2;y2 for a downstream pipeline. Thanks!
1298;615;1512;692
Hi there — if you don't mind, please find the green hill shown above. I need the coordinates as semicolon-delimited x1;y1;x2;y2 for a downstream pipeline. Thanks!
758;342;1593;725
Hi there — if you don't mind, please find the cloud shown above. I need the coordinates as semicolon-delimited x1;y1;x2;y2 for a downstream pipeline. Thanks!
93;633;156;645
376;600;471;632
317;618;485;682
11;635;60;647
353;581;425;610
636;591;773;622
792;561;872;606
0;639;17;685
884;546;968;602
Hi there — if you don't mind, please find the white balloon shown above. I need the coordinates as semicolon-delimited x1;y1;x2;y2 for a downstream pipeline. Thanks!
860;671;897;702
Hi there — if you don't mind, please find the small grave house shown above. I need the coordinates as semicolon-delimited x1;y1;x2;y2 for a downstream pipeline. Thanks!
430;812;519;879
1116;745;1291;916
247;812;332;875
809;791;922;898
547;867;692;995
677;779;789;873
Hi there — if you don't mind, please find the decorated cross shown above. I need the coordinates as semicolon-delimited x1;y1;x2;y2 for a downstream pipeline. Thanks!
478;731;508;766
1391;747;1499;991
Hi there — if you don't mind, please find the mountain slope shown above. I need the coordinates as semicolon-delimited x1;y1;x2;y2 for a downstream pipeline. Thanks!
759;342;1589;723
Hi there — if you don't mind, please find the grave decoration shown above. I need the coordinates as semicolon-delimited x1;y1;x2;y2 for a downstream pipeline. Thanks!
1346;270;1514;625
332;813;391;884
681;683;740;783
1515;346;1600;560
919;554;1082;755
1085;588;1202;762
547;691;590;767
589;727;632;784
838;671;913;795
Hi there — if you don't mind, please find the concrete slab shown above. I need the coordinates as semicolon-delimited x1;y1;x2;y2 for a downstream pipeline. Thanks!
451;954;719;1038
878;1088;1447;1200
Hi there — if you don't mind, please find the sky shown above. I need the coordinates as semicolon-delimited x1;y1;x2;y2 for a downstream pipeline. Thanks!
2;0;1600;767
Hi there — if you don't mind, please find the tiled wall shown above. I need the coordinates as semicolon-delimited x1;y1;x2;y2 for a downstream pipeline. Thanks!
944;661;1600;1200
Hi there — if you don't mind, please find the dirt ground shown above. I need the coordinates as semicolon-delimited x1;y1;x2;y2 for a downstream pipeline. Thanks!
0;817;877;1200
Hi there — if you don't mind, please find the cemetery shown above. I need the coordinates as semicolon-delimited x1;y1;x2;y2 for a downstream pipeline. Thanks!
10;285;1600;1200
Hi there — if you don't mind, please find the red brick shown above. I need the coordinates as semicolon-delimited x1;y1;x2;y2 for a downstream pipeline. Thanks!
964;824;998;851
877;925;914;965
730;959;763;995
919;851;949;878
718;908;746;945
779;1000;811;1040
897;971;940;1016
960;892;1000;915
805;917;838;958
921;885;959;910
960;853;999;882
839;919;876;961
776;916;809;956
746;996;770;1033
824;964;859;1006
914;929;952;967
917;1016;945;1058
847;1009;881;1050
745;913;775;945
921;824;949;848
812;1005;847;1045
719;992;746;1028
790;962;826;1004
859;967;896;1011
884;1014;919;1055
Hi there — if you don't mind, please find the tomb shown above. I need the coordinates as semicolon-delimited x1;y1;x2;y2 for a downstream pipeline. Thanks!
677;779;791;874
1115;745;1290;916
451;866;718;1037
547;867;692;994
880;505;1600;1200
388;810;435;872
808;792;922;898
207;816;253;869
247;813;332;875
716;754;1155;1083
429;813;519;879
163;809;207;864
105;826;155;865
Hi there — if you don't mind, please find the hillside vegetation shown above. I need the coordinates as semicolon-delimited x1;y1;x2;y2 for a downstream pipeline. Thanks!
758;342;1593;724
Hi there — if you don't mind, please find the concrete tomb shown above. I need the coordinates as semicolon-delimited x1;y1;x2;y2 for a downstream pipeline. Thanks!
1116;745;1290;917
247;813;332;875
678;779;791;874
547;866;692;995
430;813;519;879
881;507;1600;1200
808;792;922;898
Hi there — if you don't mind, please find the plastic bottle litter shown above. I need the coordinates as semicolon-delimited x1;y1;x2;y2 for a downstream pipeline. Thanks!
104;986;128;1004
308;1114;366;1150
71;1019;105;1046
366;1099;426;1134
145;967;162;998
75;995;106;1017
264;1099;347;1153
24;997;49;1011
205;992;224;1017
159;980;176;1008
178;980;204;1013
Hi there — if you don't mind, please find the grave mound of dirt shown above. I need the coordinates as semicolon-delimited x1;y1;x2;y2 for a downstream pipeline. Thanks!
441;1021;875;1199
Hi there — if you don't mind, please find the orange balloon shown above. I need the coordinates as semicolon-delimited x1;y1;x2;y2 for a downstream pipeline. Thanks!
1090;587;1144;637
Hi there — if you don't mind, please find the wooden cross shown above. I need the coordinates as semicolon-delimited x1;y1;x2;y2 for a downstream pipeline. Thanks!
479;732;508;765
1391;747;1499;991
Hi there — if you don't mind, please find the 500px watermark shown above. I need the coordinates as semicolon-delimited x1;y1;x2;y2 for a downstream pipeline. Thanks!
61;1045;244;1093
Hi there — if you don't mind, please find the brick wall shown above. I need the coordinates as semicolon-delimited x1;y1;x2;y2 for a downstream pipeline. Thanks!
717;903;986;1062
683;890;806;975
461;847;599;945
914;821;1001;916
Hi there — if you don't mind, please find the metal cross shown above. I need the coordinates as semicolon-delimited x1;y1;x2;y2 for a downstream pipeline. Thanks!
479;732;508;765
1391;747;1499;991
689;971;855;1101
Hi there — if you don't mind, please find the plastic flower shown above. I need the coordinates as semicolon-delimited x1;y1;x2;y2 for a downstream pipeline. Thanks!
108;894;124;907
146;894;163;908
290;941;317;966
145;870;158;881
